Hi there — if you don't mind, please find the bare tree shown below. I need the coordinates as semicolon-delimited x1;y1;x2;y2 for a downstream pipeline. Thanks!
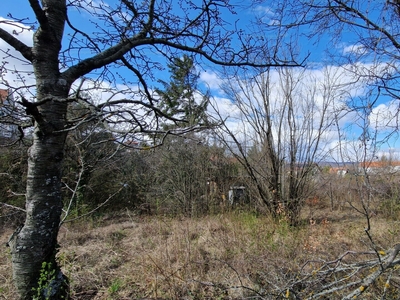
240;0;400;295
0;0;300;298
213;66;344;224
267;0;400;132
61;114;124;219
146;135;209;216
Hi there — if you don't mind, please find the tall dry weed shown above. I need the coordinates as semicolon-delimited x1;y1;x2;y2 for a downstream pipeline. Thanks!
1;205;399;299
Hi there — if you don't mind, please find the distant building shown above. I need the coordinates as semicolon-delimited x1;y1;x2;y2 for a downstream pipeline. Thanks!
0;89;7;102
0;89;19;139
329;167;349;177
358;160;400;175
228;186;247;205
325;160;400;177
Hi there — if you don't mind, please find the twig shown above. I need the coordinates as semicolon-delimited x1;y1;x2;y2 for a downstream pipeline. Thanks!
0;202;26;212
61;186;124;223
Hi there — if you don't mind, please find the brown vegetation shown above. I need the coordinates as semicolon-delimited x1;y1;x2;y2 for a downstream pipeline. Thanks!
1;197;400;299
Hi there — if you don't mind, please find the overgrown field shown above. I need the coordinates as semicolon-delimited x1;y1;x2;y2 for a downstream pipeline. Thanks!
1;200;400;299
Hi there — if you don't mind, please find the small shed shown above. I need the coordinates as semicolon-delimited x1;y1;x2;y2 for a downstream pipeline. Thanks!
228;186;246;205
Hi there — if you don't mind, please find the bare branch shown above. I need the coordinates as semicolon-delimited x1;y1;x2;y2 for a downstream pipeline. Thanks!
28;0;47;28
331;0;400;51
0;202;26;212
61;186;124;223
0;27;33;61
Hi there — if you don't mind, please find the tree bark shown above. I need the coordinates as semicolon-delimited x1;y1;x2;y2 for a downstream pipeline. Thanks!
8;94;70;299
7;1;70;298
8;104;69;300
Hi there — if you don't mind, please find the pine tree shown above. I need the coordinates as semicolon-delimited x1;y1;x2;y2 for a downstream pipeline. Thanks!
156;55;209;128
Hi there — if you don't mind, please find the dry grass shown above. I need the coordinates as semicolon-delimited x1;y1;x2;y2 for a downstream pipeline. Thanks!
1;199;400;299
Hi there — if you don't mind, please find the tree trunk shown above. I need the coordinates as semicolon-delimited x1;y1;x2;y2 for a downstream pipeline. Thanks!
8;98;69;299
6;1;71;298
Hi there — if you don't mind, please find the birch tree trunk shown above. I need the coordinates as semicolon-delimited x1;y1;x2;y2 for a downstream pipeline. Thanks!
8;99;70;299
7;0;71;298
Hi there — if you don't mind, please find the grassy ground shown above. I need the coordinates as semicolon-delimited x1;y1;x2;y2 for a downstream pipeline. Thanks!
1;199;400;299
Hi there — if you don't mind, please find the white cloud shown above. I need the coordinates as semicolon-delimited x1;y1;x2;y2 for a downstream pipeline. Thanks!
369;101;400;130
199;70;224;91
253;5;275;16
342;43;367;55
251;4;280;25
209;96;240;119
0;17;33;46
203;63;395;161
0;18;35;97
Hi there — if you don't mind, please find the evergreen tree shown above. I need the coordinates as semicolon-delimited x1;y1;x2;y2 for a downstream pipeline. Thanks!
156;55;209;128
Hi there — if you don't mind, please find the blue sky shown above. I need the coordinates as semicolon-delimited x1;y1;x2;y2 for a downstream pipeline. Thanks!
1;1;400;162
